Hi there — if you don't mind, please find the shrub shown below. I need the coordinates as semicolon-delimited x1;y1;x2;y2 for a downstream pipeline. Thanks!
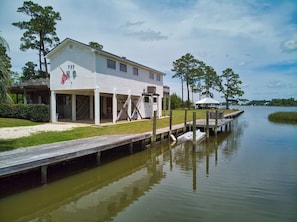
0;104;49;122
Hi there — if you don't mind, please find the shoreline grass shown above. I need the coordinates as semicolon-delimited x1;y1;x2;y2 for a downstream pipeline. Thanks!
0;109;234;151
268;112;297;124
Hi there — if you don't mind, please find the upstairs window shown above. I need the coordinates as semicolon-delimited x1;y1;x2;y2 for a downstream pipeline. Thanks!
120;63;127;72
149;72;154;80
107;59;116;69
156;74;161;81
133;67;139;76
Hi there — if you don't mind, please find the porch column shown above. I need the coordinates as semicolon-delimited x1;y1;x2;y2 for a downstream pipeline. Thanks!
94;88;100;125
23;88;27;105
51;90;57;122
113;89;117;123
72;94;76;121
90;95;94;120
157;95;161;118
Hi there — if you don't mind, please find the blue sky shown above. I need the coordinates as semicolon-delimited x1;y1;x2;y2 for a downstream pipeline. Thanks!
0;0;296;101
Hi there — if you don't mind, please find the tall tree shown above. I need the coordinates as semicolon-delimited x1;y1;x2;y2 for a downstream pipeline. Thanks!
0;35;11;103
172;53;199;109
21;61;37;80
12;1;61;78
218;68;244;109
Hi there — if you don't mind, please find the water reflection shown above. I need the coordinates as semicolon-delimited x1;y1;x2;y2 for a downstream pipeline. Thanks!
0;146;169;221
0;129;243;222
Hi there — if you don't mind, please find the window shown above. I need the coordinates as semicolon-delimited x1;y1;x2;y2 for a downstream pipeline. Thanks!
107;59;116;69
153;97;157;103
120;63;127;72
149;72;154;80
144;96;150;103
133;67;138;75
156;74;161;81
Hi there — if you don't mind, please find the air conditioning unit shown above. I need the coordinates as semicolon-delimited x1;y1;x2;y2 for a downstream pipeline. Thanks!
147;86;156;94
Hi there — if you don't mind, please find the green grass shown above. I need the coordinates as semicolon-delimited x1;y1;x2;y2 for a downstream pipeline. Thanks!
268;112;297;124
0;118;40;128
0;109;234;151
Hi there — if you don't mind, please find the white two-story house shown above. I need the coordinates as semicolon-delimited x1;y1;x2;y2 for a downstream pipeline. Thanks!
46;38;165;125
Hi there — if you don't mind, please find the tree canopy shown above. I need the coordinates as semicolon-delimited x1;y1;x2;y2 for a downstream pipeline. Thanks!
171;53;245;109
12;1;61;78
172;53;200;109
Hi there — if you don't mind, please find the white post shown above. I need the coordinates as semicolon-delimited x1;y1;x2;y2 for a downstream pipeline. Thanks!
90;94;94;120
157;95;161;118
113;89;117;123
94;88;100;125
127;92;132;120
72;94;76;121
51;90;57;122
24;88;27;105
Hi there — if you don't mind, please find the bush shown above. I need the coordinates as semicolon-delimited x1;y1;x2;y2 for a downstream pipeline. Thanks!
0;104;49;122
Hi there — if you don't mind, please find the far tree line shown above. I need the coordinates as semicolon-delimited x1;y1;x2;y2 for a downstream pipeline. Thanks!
171;53;245;110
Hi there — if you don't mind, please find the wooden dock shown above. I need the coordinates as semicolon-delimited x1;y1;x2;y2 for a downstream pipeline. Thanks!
0;110;244;184
0;124;187;184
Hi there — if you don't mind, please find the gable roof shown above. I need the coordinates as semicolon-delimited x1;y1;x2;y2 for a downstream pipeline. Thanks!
46;38;165;76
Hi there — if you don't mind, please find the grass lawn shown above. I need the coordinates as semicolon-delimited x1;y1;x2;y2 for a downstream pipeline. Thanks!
0;118;40;128
0;109;234;151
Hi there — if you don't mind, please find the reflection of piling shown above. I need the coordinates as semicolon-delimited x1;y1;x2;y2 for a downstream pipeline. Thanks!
192;112;197;147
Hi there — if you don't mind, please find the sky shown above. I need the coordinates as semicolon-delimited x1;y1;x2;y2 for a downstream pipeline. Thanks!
0;0;297;102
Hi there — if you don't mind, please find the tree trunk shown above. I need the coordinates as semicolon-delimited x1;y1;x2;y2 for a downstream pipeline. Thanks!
181;78;184;108
186;80;190;110
42;40;48;78
226;98;229;109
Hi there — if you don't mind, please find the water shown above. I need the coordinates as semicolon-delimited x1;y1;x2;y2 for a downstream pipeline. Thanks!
0;106;296;222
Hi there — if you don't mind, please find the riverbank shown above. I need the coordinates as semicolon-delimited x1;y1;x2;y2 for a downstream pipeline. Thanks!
0;109;236;150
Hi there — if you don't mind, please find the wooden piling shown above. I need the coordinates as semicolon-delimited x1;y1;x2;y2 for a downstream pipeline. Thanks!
129;143;133;154
151;110;157;146
214;109;218;136
206;111;209;139
184;109;187;132
41;165;48;184
96;151;101;165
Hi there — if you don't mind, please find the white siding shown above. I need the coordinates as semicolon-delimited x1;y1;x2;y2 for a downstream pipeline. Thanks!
50;43;96;90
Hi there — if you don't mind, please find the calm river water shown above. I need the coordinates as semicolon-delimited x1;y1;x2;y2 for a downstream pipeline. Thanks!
0;106;296;222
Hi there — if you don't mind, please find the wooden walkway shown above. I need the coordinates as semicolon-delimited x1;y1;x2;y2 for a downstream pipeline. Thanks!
0;110;244;184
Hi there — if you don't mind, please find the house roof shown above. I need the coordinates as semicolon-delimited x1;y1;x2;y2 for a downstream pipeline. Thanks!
195;97;220;105
46;38;166;76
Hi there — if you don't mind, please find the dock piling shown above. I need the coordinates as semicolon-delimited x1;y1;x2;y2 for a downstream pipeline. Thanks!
151;110;157;146
206;111;209;139
184;109;187;132
96;151;101;165
214;109;218;136
41;165;48;185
